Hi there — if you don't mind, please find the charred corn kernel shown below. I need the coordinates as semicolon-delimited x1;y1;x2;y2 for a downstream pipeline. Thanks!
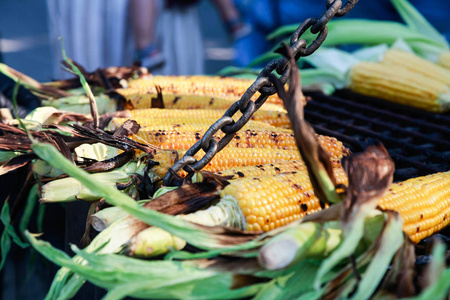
382;49;450;86
108;117;291;133
437;51;450;70
179;148;302;173
117;90;286;112
378;171;450;243
133;129;348;160
124;75;286;106
128;108;291;128
350;62;450;112
216;159;344;180
220;166;348;232
149;150;179;181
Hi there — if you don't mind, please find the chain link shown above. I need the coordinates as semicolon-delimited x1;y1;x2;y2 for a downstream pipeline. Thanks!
163;0;359;186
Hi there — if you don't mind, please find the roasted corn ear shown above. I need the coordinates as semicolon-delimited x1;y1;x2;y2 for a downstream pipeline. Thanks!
123;75;287;106
220;165;348;232
378;171;450;243
382;49;450;86
117;90;286;112
129;108;291;128
133;129;348;160
437;51;450;70
349;62;450;112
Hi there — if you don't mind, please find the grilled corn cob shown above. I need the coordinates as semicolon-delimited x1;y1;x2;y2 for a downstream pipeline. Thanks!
119;164;450;257
126;161;348;256
117;90;286;112
108;117;290;133
378;171;450;243
437;51;450;70
219;167;348;232
181;148;302;173
141;148;302;177
381;49;450;86
133;129;348;160
124;75;286;106
129;108;291;128
216;159;344;179
349;62;450;112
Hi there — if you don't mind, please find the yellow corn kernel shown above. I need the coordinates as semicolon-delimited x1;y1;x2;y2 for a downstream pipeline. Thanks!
128;108;291;128
221;167;348;232
116;89;286;112
132;128;348;161
216;159;345;180
378;171;450;243
149;150;179;181
350;62;450;112
437;51;450;70
124;75;286;106
180;148;302;173
108;117;292;133
382;49;450;86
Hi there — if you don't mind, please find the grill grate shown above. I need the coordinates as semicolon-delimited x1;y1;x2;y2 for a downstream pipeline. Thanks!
305;90;450;182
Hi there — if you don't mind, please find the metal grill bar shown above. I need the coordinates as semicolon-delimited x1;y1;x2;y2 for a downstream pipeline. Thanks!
305;91;450;181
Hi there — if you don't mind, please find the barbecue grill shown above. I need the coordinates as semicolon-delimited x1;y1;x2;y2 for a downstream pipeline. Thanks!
305;90;450;182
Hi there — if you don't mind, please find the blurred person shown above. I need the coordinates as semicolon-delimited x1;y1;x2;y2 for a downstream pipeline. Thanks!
210;0;250;40
231;0;450;67
130;0;245;75
46;0;133;79
158;0;205;75
129;0;164;70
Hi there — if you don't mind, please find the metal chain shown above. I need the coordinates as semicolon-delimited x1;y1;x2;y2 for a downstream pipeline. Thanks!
163;0;359;186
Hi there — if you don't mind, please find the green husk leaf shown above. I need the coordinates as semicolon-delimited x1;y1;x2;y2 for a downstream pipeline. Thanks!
412;269;450;300
349;213;404;299
19;184;39;234
0;63;69;99
417;238;449;298
32;159;65;178
12;79;27;132
258;222;335;270
36;203;46;233
1;199;28;248
304;48;360;75
32;141;261;250
164;247;241;261
267;24;299;40
0;223;11;271
152;186;178;198
254;261;325;300
316;143;395;290
390;0;448;47
0;150;24;164
26;232;265;299
313;19;445;51
125;195;247;257
33;142;264;297
25;106;59;125
301;68;346;89
1;200;30;270
351;44;390;62
41;94;116;115
60;39;99;127
268;19;447;60
40;160;140;203
314;206;368;290
249;52;282;68
301;48;359;88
